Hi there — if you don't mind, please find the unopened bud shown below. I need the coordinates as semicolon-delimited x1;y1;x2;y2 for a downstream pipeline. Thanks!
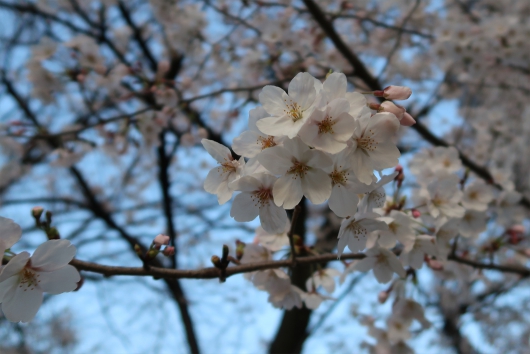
235;240;245;260
153;234;170;246
47;227;60;240
134;244;143;257
378;290;389;304
211;255;222;268
146;248;159;260
74;277;84;291
222;244;229;261
368;102;381;111
400;112;416;126
380;101;405;120
374;85;412;100
412;209;421;218
32;206;44;220
163;246;175;257
426;257;444;270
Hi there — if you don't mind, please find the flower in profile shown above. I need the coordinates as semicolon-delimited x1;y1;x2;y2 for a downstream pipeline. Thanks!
0;217;22;260
373;85;412;100
202;139;245;204
0;239;80;322
353;246;406;283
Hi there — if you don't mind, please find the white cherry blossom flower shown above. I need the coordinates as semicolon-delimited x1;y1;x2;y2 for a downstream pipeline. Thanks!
459;210;486;238
376;210;416;249
462;180;493;211
392;298;431;329
337;212;389;256
255;224;289;251
202;139;245;204
325;149;371;218
298;98;355;154
305;268;341;293
232;107;283;158
268;285;304;310
230;173;288;234
301;292;329;310
257;137;332;209
0;217;22;260
317;72;347;106
358;172;398;213
425;174;465;219
256;72;318;138
401;235;437;269
0;240;80;323
349;112;400;184
353;246;406;283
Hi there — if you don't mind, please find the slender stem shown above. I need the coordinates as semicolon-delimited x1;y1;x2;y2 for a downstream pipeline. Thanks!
288;205;302;266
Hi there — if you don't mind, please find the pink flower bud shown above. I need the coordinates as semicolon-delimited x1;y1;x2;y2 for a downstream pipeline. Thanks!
395;164;403;173
153;234;170;246
32;206;44;219
380;101;405;120
400;112;416;126
378;290;389;304
163;246;175;257
412;209;421;218
508;224;525;234
374;86;412;100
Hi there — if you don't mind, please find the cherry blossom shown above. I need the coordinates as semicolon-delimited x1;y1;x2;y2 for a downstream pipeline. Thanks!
0;217;22;260
257;137;332;209
373;86;412;100
353;246;406;283
256;72;318;138
230;173;288;234
462;180;494;211
255;225;290;252
337;212;389;256
400;235;437;269
202;139;245;204
349;112;401;185
305;268;341;294
0;240;80;322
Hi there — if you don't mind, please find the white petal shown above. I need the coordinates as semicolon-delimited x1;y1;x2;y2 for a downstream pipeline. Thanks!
373;263;393;283
288;72;317;110
408;249;424;270
273;175;303;209
323;73;347;103
257;146;293;175
353;257;376;272
248;107;269;132
0;275;18;302
204;167;225;194
0;217;22;254
0;252;29;283
2;285;43;322
30;240;76;271
304;149;333;169
259;202;288;234
230;192;259;222
201;139;232;163
259;86;289;116
232;131;263;158
329;186;359;218
38;265;80;294
230;175;261;192
301;169;331;205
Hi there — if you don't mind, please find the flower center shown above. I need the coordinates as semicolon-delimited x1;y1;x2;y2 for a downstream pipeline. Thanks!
346;220;367;240
284;100;304;122
330;168;348;186
287;159;309;179
468;191;478;200
357;129;377;152
20;267;41;291
252;187;273;207
219;159;238;174
317;115;335;134
258;136;276;150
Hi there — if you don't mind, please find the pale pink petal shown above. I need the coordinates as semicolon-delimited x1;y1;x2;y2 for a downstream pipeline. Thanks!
373;263;393;283
248;107;269;132
232;131;263;158
273;175;303;209
259;86;289;116
2;285;43;323
301;169;331;205
0;252;29;283
38;265;80;294
353;257;376;272
230;192;259;222
288;72;316;110
257;146;293;175
0;275;18;302
400;112;416;126
323;73;347;103
304;150;333;169
201;139;232;163
259;202;288;234
204;168;225;194
0;217;22;255
329;186;359;218
409;249;424;269
230;175;261;192
30;240;76;271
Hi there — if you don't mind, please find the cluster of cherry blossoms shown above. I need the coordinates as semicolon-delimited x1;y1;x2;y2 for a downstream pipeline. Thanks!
0;214;80;323
201;72;418;307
